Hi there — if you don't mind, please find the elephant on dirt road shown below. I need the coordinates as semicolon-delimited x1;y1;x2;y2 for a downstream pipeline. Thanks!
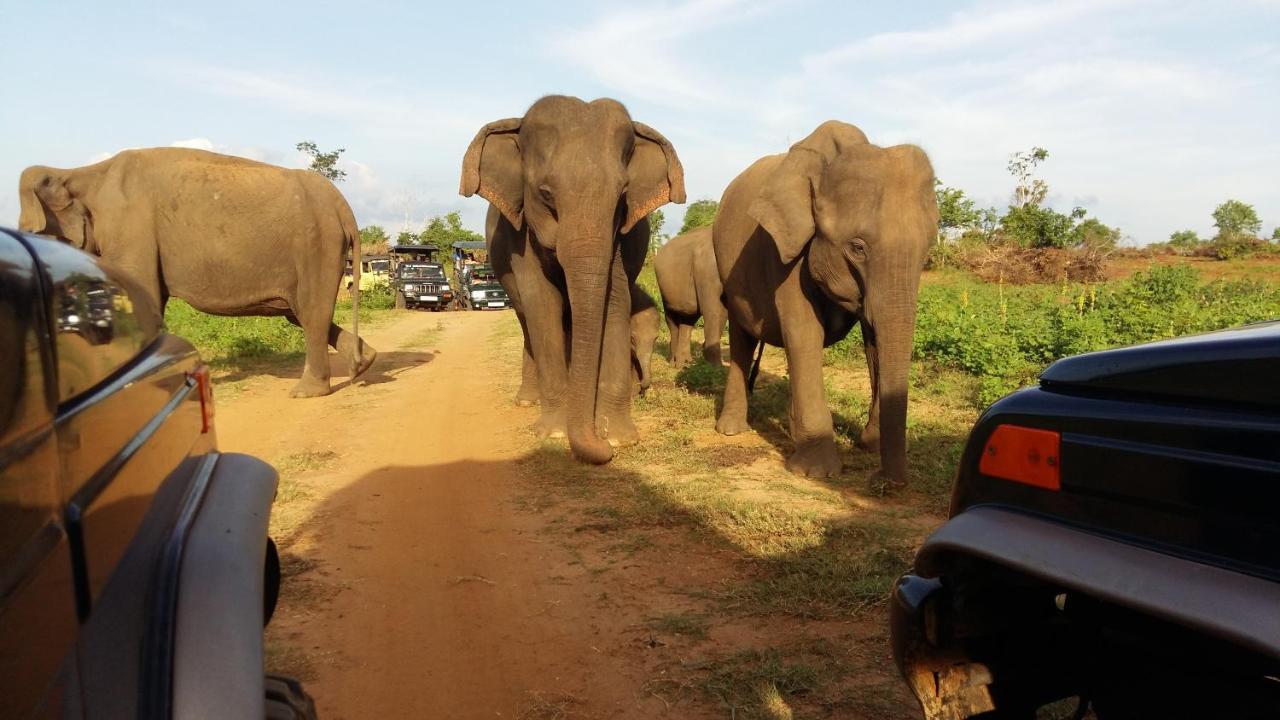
654;226;725;367
713;121;938;484
18;148;377;398
462;96;685;464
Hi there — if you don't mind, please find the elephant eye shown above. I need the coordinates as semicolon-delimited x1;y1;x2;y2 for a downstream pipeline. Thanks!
538;184;555;206
847;238;867;258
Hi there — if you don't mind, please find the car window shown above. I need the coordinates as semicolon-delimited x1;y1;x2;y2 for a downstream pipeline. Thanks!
31;238;156;405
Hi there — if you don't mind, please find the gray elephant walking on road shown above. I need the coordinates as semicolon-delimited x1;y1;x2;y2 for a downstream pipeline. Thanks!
713;121;938;484
654;226;725;367
18;148;377;397
462;96;685;464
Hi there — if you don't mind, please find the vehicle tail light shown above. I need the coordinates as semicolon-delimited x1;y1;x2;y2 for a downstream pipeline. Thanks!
978;424;1060;490
191;365;215;433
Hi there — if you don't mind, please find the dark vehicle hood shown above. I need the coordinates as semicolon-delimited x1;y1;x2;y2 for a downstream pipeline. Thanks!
473;283;505;293
1040;320;1280;408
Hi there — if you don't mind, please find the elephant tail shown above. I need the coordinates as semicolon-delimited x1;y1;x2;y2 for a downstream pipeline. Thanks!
746;339;764;395
340;207;363;370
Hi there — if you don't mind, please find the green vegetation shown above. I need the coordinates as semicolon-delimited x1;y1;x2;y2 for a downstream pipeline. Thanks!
902;265;1280;406
648;209;668;255
163;290;393;369
359;224;389;247
680;199;720;234
1213;199;1263;239
295;140;346;182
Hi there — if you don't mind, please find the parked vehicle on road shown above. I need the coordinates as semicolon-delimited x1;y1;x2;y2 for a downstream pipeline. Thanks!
345;253;390;292
891;321;1280;719
389;245;452;311
457;263;510;310
0;228;315;719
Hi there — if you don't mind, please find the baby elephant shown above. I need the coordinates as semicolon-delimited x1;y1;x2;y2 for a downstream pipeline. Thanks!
714;121;938;484
654;226;725;366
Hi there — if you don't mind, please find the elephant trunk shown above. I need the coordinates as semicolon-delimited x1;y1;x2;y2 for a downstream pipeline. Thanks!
564;242;614;465
868;281;920;486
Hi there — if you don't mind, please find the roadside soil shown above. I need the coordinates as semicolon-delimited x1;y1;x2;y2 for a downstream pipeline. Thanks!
215;308;916;719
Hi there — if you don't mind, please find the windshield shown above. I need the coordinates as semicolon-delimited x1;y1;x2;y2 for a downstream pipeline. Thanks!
402;265;445;280
369;260;390;273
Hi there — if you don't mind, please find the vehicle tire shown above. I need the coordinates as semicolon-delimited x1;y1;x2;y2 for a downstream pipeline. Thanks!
394;290;406;310
264;675;318;720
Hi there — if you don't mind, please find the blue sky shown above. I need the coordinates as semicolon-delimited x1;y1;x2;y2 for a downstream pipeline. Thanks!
3;0;1278;244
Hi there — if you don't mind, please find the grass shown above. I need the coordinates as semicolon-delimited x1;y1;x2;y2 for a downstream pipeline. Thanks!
163;290;396;370
647;612;710;640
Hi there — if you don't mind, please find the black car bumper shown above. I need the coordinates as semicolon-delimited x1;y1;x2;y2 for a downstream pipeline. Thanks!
891;507;1280;718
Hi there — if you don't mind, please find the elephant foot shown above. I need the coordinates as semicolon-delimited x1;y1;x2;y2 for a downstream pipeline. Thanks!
350;343;378;380
716;410;750;436
703;349;723;367
599;414;639;447
856;427;880;453
290;376;333;399
868;468;907;494
515;385;540;407
533;410;567;439
785;439;842;478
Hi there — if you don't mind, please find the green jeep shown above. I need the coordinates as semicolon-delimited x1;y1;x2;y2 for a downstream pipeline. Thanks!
390;245;453;311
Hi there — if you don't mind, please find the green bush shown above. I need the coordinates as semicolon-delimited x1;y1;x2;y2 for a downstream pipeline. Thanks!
907;265;1280;407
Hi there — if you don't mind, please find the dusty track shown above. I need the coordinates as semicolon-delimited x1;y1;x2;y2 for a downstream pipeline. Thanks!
216;310;683;718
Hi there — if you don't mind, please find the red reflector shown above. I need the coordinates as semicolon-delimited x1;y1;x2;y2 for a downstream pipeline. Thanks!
979;424;1060;490
191;365;215;434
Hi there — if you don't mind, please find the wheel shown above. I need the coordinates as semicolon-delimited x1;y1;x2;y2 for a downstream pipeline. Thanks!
394;290;406;310
265;675;317;720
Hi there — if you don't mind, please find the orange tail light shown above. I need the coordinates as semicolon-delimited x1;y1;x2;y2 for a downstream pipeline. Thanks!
979;424;1060;490
191;365;215;434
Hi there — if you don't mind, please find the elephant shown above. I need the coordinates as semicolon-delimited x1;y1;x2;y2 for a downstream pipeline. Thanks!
654;225;725;367
713;121;938;484
462;96;685;464
18;148;377;398
630;286;659;395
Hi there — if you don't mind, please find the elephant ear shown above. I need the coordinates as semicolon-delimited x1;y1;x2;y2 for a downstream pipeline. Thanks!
459;118;524;230
18;169;50;234
748;121;869;264
623;122;686;234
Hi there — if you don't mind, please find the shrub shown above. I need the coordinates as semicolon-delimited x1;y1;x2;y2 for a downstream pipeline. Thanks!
909;265;1280;408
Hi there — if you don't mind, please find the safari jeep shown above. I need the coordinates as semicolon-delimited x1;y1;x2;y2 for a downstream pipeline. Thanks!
389;245;453;311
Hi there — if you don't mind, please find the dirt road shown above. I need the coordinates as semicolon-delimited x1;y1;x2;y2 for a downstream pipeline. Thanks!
216;310;683;718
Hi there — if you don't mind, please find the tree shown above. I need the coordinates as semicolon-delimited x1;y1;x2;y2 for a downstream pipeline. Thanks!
1168;230;1201;255
360;225;389;247
1007;147;1049;208
417;211;484;258
394;229;418;246
1070;217;1120;250
1211;199;1262;240
1272;227;1280;242
648;209;667;255
679;199;719;234
935;181;982;236
998;204;1086;249
296;141;347;182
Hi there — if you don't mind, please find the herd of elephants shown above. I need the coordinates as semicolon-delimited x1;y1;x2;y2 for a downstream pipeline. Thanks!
18;95;938;486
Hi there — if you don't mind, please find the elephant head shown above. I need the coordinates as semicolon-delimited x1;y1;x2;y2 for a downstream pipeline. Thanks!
460;96;685;463
748;120;938;483
18;165;99;253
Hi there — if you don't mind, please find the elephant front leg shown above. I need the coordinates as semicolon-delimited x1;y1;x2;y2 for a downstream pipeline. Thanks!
596;261;639;446
715;319;755;436
515;310;540;406
518;267;569;438
780;310;841;478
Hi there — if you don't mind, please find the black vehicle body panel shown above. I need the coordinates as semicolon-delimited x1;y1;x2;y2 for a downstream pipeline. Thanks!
892;321;1280;718
0;229;285;719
